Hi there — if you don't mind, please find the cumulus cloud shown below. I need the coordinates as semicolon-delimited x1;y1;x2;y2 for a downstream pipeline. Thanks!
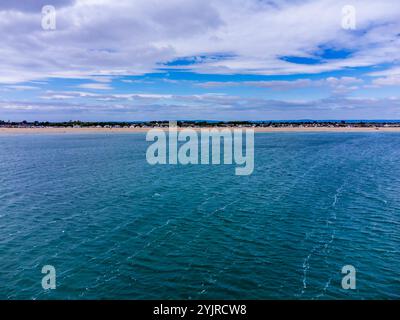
0;0;400;83
2;94;400;121
371;76;400;87
197;77;363;94
368;67;400;87
77;83;113;90
1;0;400;121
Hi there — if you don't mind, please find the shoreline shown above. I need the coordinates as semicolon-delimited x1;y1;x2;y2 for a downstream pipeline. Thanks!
1;126;400;134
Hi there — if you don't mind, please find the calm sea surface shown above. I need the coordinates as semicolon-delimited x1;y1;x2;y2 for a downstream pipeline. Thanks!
0;133;399;299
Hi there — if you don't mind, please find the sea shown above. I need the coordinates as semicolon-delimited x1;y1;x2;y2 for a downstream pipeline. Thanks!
0;132;399;299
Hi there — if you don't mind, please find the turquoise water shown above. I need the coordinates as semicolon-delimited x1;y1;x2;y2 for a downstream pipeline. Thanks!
0;133;399;299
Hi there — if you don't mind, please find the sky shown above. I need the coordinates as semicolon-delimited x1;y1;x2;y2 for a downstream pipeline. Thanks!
0;0;400;121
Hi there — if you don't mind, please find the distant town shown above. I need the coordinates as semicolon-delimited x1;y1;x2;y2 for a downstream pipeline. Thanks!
1;120;400;129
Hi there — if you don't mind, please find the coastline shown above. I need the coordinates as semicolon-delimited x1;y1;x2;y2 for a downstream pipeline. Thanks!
1;126;400;134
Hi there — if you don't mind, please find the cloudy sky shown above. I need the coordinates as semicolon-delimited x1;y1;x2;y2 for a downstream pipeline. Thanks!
1;0;400;121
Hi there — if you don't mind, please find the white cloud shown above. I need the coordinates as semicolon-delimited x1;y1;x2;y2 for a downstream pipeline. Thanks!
2;94;400;121
197;77;363;94
372;76;400;87
4;85;40;91
368;67;400;77
367;66;400;87
77;83;113;90
0;0;400;83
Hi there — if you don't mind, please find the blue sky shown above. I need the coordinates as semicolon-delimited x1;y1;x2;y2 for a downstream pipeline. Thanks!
1;0;400;121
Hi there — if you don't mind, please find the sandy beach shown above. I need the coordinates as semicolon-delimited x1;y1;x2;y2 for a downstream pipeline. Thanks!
1;126;400;134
